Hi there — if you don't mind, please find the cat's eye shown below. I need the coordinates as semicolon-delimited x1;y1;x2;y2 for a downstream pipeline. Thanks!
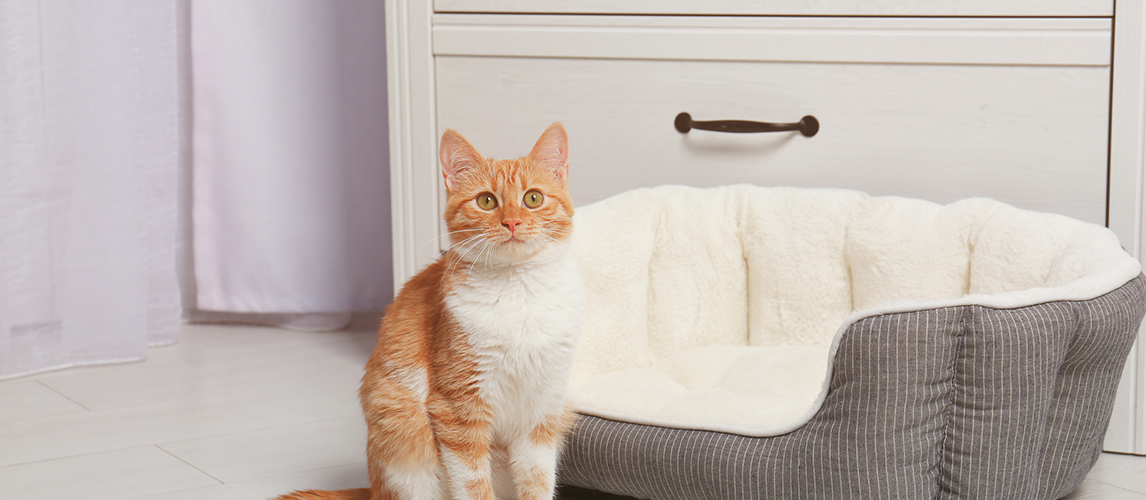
476;192;498;210
523;190;544;209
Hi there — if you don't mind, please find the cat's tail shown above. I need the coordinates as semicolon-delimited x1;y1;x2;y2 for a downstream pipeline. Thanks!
270;488;372;500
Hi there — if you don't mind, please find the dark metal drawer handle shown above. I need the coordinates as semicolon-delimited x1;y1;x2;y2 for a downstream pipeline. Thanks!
674;112;820;137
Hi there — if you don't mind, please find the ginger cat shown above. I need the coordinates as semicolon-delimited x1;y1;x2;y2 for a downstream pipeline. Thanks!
273;123;585;500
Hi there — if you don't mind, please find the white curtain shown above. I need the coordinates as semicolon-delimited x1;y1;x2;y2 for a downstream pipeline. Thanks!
0;1;182;378
0;0;392;378
188;0;392;325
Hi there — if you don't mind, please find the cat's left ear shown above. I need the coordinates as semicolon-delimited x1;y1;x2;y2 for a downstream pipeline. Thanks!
528;122;569;185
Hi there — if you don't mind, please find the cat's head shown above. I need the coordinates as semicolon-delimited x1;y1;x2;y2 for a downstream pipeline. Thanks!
439;123;574;265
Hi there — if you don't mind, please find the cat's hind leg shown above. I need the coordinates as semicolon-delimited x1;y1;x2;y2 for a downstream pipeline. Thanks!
362;372;443;500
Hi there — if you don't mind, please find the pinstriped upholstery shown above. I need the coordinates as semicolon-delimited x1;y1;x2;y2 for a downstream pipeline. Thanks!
558;275;1146;500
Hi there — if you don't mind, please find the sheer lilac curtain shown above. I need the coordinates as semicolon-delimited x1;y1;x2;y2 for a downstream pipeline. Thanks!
0;1;182;378
0;0;392;379
186;0;392;330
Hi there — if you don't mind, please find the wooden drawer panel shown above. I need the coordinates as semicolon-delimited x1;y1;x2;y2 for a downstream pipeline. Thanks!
435;0;1112;17
435;55;1110;225
434;16;1111;67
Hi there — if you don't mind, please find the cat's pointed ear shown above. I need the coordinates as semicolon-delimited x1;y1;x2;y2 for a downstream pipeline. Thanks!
440;129;484;192
528;122;569;184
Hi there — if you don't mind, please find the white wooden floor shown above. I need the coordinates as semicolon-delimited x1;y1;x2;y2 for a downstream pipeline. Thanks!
1;321;1145;500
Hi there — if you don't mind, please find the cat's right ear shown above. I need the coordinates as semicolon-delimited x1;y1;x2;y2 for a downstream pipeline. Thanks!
440;129;483;192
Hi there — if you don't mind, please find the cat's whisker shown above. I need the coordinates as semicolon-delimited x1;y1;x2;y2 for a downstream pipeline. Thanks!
539;234;560;245
448;231;485;249
481;235;499;264
468;240;494;275
535;222;572;239
443;233;487;258
440;235;488;290
459;239;487;280
417;228;481;253
529;227;564;244
419;229;476;252
453;238;483;265
441;250;474;284
471;240;488;268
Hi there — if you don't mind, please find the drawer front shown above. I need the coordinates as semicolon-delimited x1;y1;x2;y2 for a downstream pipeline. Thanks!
435;0;1111;17
437;58;1109;224
434;19;1111;225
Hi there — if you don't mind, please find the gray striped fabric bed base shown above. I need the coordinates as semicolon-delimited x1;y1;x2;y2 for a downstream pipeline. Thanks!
558;275;1146;500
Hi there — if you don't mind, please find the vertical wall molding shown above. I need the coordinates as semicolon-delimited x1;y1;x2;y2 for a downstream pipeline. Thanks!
1106;0;1146;454
386;0;440;289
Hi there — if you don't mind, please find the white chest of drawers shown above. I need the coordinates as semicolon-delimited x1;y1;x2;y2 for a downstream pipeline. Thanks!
387;0;1146;454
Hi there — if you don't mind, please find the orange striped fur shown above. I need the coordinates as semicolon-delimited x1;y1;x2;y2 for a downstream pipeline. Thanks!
273;124;583;500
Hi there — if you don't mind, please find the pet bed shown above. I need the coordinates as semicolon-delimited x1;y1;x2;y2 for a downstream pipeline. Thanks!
559;185;1146;499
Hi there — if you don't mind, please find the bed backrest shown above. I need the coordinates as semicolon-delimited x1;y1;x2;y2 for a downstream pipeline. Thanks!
570;184;1138;386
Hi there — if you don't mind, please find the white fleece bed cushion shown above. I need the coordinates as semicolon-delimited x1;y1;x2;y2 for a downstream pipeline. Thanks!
567;185;1142;437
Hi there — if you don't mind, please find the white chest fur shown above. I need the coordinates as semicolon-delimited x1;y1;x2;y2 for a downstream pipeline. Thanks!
444;242;585;442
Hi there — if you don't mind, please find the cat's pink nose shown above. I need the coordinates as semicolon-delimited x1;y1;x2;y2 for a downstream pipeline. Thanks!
503;218;522;233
